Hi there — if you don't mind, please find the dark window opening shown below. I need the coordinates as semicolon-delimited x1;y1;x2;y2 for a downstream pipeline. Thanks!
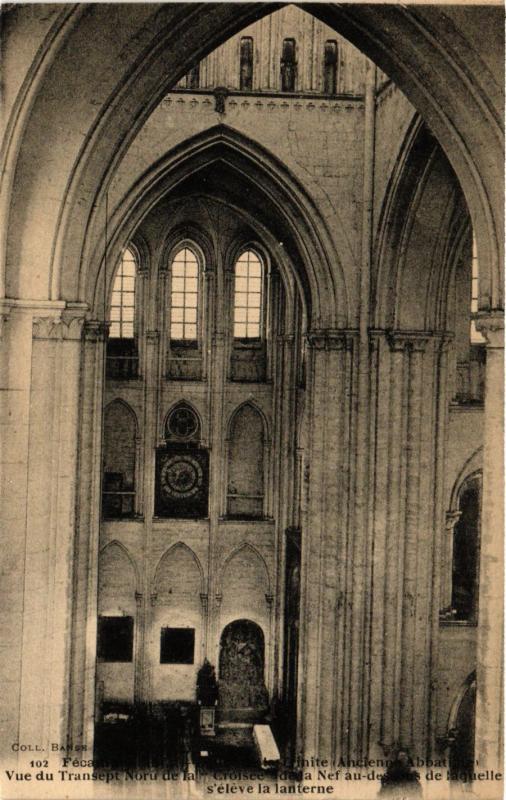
97;616;134;662
240;37;253;91
281;38;297;92
186;63;200;90
452;478;480;620
323;40;338;95
102;472;135;519
160;628;195;664
106;338;138;380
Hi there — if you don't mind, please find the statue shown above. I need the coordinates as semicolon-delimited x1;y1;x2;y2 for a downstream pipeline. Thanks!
196;659;218;737
379;749;422;798
196;659;219;706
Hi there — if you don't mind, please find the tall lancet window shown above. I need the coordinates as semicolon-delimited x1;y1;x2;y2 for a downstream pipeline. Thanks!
110;246;136;339
470;235;486;344
107;246;138;379
451;473;481;621
281;38;297;92
170;246;199;341
323;40;338;95
233;250;263;340
240;37;254;91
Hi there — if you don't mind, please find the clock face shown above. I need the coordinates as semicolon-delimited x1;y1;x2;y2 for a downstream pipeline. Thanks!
160;454;203;499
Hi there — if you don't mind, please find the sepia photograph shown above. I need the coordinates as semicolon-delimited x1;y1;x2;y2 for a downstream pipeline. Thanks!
0;2;503;799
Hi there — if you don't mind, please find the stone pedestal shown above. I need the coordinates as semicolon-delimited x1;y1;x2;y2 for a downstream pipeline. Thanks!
199;705;216;736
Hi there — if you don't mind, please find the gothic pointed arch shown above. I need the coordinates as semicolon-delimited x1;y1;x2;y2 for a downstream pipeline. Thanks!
226;401;268;519
153;541;205;598
102;399;138;518
87;125;349;330
98;540;139;607
374;120;467;331
220;541;271;597
450;448;483;512
3;5;501;314
163;401;203;445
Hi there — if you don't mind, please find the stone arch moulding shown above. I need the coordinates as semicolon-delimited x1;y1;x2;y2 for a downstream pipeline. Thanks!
98;539;140;596
226;399;270;444
2;5;502;312
153;541;206;597
159;223;214;278
374;118;465;331
448;670;477;733
162;400;204;443
103;397;140;437
449;448;483;511
86;125;348;331
219;541;271;599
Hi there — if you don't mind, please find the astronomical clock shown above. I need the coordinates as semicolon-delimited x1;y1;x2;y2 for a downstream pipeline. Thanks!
155;448;209;517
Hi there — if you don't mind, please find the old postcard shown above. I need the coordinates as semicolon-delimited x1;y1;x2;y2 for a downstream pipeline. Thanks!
0;2;503;799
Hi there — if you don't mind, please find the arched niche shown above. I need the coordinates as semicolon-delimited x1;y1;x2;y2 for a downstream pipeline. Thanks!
218;619;268;714
151;542;205;702
227;402;267;519
97;541;138;703
448;672;477;780
102;399;138;519
153;542;204;603
98;540;138;614
219;543;271;632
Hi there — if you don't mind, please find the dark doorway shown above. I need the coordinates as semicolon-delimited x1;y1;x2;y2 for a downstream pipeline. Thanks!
449;677;476;780
219;620;268;713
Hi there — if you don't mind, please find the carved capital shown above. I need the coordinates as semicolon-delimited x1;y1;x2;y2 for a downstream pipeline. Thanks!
387;330;430;353
437;332;454;354
200;593;209;611
474;311;504;349
33;314;86;341
135;591;143;607
265;593;274;608
145;329;160;343
83;320;109;342
213;86;228;114
0;304;11;339
445;510;462;531
306;329;355;351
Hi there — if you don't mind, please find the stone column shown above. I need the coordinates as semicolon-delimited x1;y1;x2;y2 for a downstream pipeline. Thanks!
69;319;107;747
1;303;85;762
299;329;355;761
272;332;296;701
368;331;445;759
474;312;504;780
207;248;226;663
440;511;462;614
0;301;36;762
139;329;160;701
